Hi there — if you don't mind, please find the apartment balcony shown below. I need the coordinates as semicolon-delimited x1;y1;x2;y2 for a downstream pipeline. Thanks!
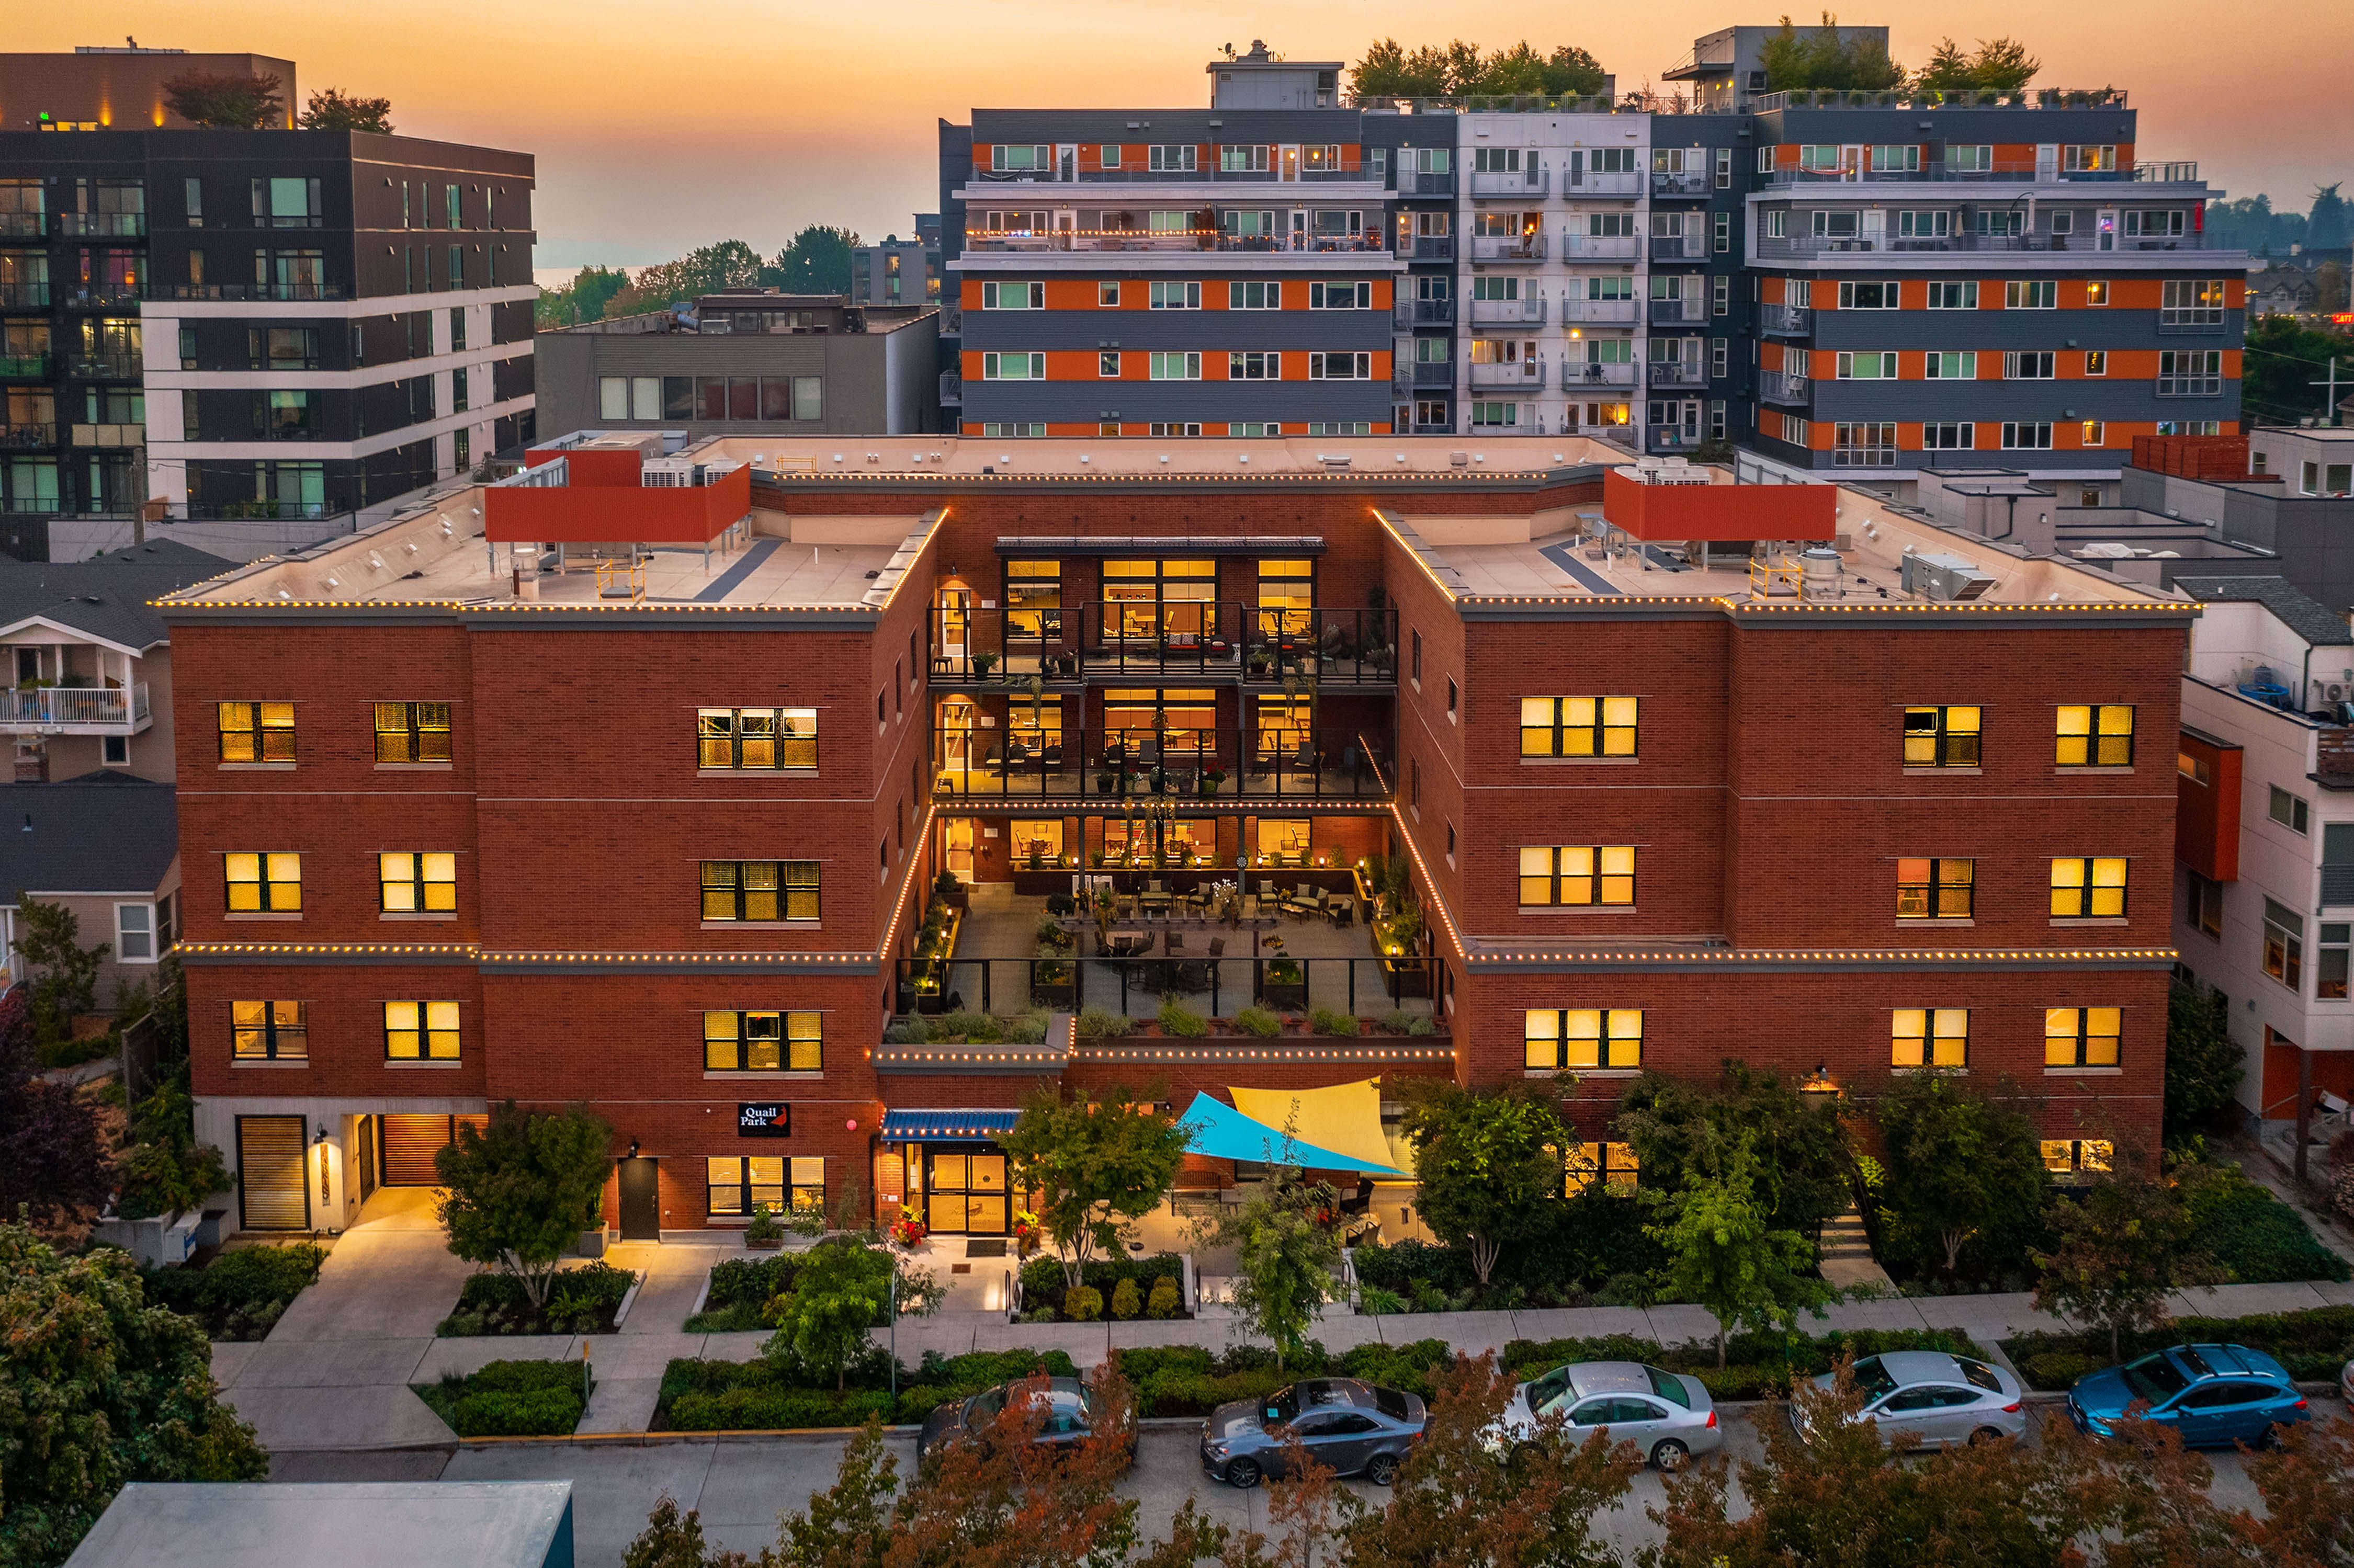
0;213;43;238
1753;233;2227;260
56;213;146;238
1648;426;1705;454
1390;169;1457;197
1759;370;1812;406
0;682;151;735
1393;298;1454;326
926;603;1397;687
1559;297;1638;325
2157;312;2230;335
66;352;140;381
960;231;1388;257
0;354;53;379
1558;234;1640;260
69;423;142;448
1404;235;1455;262
1467;234;1546;262
163;281;349;301
1469;167;1549;196
939;371;962;406
1467;360;1546;390
938;306;961;336
930;725;1393;804
0;284;52;308
1754;86;2127;112
1757;159;2197;188
1561;361;1636;390
1467;297;1545;325
1561;170;1643;196
1395;361;1456;392
1648;299;1706;326
1646;360;1709;389
60;285;145;308
967;162;1377;187
0;422;56;449
2156;373;2226;397
1653;235;1710;262
1759;303;1811;337
1651;171;1711;198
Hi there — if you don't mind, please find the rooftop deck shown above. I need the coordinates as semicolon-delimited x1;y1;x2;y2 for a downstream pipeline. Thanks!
710;432;1632;483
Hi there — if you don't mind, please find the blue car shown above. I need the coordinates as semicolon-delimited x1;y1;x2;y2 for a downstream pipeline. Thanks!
2067;1343;2311;1448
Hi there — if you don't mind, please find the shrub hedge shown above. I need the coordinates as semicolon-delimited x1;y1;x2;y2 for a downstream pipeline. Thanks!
1350;1194;1658;1309
141;1242;327;1341
684;1254;806;1332
1016;1251;1186;1321
413;1358;590;1438
655;1347;1081;1430
2185;1170;2351;1285
2003;1304;2354;1389
436;1260;635;1337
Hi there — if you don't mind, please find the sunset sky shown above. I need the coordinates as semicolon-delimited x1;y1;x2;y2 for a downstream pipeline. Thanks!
20;1;2350;278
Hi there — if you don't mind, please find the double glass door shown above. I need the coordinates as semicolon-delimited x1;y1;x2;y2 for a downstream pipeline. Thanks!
924;1149;1007;1233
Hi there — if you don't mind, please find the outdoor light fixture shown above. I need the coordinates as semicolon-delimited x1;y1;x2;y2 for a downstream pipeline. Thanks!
628;1139;640;1158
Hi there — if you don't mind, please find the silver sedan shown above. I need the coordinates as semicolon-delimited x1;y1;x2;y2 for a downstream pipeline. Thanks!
1488;1360;1723;1470
1794;1350;2025;1450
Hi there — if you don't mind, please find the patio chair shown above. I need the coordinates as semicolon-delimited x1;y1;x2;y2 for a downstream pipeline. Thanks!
1208;936;1227;958
1165;930;1186;955
1240;894;1260;923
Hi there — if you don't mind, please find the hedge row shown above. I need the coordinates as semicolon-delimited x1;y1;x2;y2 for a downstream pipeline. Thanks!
2004;1304;2354;1390
654;1347;1082;1430
684;1254;807;1332
413;1359;591;1438
141;1243;326;1342
1016;1252;1186;1321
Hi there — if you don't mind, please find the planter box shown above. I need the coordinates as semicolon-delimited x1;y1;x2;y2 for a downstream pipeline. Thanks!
1031;978;1077;1009
1261;980;1307;1011
1380;957;1431;999
940;881;971;911
745;1236;784;1252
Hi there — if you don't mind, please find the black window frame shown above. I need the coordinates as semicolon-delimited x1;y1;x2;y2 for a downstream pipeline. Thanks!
701;859;821;923
704;1009;823;1072
1895;857;1975;919
1902;706;1980;767
233;999;308;1060
697;707;820;770
218;700;296;763
374;700;452;763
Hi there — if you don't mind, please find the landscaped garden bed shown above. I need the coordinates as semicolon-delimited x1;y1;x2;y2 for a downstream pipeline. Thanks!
436;1260;635;1336
141;1242;326;1341
1014;1251;1187;1323
414;1358;595;1437
2184;1166;2350;1284
2002;1303;2354;1391
1351;1201;1659;1313
684;1254;806;1332
654;1348;1080;1430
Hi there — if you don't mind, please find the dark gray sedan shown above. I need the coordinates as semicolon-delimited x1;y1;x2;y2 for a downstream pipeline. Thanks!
1199;1377;1427;1489
920;1376;1134;1468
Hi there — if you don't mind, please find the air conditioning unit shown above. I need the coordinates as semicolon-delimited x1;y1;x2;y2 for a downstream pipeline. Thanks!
1901;551;1998;603
2327;683;2349;704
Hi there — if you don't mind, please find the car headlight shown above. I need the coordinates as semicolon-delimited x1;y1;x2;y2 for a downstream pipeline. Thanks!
1207;1441;1229;1458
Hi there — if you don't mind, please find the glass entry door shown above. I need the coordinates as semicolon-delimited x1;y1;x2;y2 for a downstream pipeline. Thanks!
925;1150;1008;1233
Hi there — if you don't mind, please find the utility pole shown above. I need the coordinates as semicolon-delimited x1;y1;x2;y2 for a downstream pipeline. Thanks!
2313;356;2345;425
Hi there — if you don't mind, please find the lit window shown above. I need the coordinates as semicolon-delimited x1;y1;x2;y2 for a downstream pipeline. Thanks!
1895;858;1974;919
2045;1007;2122;1067
1903;706;1980;767
1892;1008;1968;1067
225;852;301;913
1564;1142;1639;1194
384;1000;461;1060
233;1000;307;1060
2264;897;2304;990
698;708;819;769
218;701;295;763
708;1155;824;1215
1520;696;1637;758
379;851;457;913
2055;705;2133;767
1518;846;1636;907
701;860;820;922
1526;1008;1643;1070
2050;857;2128;918
375;701;451;763
705;1010;823;1072
2041;1139;2113;1175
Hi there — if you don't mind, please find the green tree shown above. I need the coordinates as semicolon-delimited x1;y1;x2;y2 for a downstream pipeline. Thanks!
773;1416;898;1567
620;1494;735;1568
1210;1156;1342;1369
0;1222;267;1568
1399;1083;1570;1285
115;1065;229;1224
434;1101;613;1312
2310;183;2350;253
161;69;284;129
1645;1138;1832;1368
1757;14;1904;92
2033;1150;2224;1362
2318;261;2350;317
1001;1085;1187;1288
1965;38;2040;92
1913;38;1977;90
12;895;108;1044
536;265;630;327
2161;981;2244;1143
2242;315;2354;424
1616;1064;1849;1239
297;87;393;133
774;225;862;296
1347;39;1449;98
759;1235;939;1391
1873;1070;2048;1278
0;984;111;1239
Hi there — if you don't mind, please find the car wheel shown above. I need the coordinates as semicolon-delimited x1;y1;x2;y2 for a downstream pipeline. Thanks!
1225;1458;1262;1490
1967;1426;2008;1447
1365;1452;1400;1486
1650;1439;1690;1472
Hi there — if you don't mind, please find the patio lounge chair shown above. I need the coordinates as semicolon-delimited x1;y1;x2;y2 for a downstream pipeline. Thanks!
1165;930;1186;955
1280;884;1319;918
1208;936;1227;958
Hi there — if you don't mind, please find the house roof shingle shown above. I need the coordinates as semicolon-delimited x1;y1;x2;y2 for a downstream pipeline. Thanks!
0;777;177;900
2176;575;2354;647
0;539;227;654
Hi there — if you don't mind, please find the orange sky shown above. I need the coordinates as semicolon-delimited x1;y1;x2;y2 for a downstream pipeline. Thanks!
21;2;2350;272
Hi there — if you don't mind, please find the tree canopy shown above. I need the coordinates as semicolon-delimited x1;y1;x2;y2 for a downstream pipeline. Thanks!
161;69;284;129
12;896;107;1045
1872;1070;2048;1277
536;265;631;328
297;87;394;133
1912;36;2041;92
1644;1137;1832;1366
1002;1086;1187;1288
774;225;862;296
1399;1083;1572;1284
114;1065;229;1224
1349;39;1606;99
2033;1149;2223;1361
1615;1063;1849;1238
1756;15;1907;92
0;983;111;1240
2241;315;2354;427
434;1101;613;1310
2161;981;2245;1143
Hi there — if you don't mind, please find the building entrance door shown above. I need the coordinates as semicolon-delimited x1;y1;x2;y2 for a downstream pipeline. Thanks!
936;589;970;662
236;1115;309;1232
617;1157;660;1241
942;817;977;880
924;1150;1008;1233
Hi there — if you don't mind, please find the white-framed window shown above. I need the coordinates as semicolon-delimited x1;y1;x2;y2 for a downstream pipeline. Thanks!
1228;280;1280;310
1096;280;1121;306
114;902;157;963
2001;421;2054;450
1148;144;1197;172
1469;401;1520;428
1228;351;1280;380
2080;420;2107;447
1097;351;1121;377
1149;422;1203;436
101;734;129;766
1835;351;1897;379
2085;350;2108;376
981;280;1044;310
1149;281;1201;310
1764;209;1788;238
1925;351;1977;379
990;143;1052;172
1712;274;1729;315
1307;421;1373;435
1898;210;1953;238
597;376;662;421
1228;422;1280;437
1309;281;1370;309
2063;145;2118;172
1149;351;1201;380
1219;144;1271;173
976;422;1047;437
1836;280;1898;309
1308;351;1371;379
1712;212;1730;252
2161;279;2228;327
1927;280;1979;310
1948;144;1992;172
1756;146;1776;173
980;351;1044;380
1831;422;1897;467
1776;412;1809;445
1922;421;1976;450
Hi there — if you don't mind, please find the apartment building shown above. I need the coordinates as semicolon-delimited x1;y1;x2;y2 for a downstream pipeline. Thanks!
0;48;536;562
162;432;2183;1235
849;215;941;309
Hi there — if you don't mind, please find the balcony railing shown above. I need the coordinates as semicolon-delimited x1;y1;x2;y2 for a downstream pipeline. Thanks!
961;231;1388;257
929;603;1397;686
1754;86;2126;112
60;285;145;307
0;284;52;308
1650;235;1705;261
1404;235;1455;261
1759;303;1811;336
0;682;150;733
70;423;142;448
1558;233;1640;259
969;163;1376;187
1559;297;1638;324
895;950;1437;1027
0;422;56;449
164;281;348;301
939;371;962;406
2156;373;2225;397
57;213;146;238
1760;370;1812;405
1399;361;1455;390
1562;170;1643;195
1830;443;1900;469
1648;298;1706;325
1649;427;1705;453
1;214;47;237
67;352;140;380
1647;360;1708;389
1;354;53;379
929;725;1392;803
1650;171;1711;197
1755;233;2224;259
1468;167;1549;196
1393;298;1454;326
1468;360;1545;389
938;306;961;336
1467;234;1546;262
1467;297;1545;325
2157;312;2229;335
1389;170;1458;197
1562;361;1636;390
1758;160;2188;187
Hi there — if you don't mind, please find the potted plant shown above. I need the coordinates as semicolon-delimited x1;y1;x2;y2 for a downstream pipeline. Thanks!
1246;643;1272;678
972;651;1000;679
744;1203;785;1250
1263;955;1307;1011
1199;768;1225;797
890;1215;930;1250
1011;1210;1042;1257
934;869;968;912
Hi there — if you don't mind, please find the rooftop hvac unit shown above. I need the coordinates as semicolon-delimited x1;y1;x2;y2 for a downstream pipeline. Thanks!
1900;550;1998;603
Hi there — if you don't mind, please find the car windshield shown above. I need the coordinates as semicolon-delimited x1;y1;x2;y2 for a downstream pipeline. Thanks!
2123;1353;2190;1403
1264;1387;1299;1426
1851;1357;1897;1400
1372;1386;1413;1421
1957;1358;2002;1393
1645;1367;1692;1408
1524;1367;1576;1418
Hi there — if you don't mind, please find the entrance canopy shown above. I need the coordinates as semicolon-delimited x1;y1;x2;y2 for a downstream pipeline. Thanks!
879;1109;1020;1141
1179;1085;1406;1176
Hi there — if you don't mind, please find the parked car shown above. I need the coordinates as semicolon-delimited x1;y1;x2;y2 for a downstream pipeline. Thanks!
920;1375;1134;1467
1487;1361;1721;1471
2339;1354;2352;1409
2068;1344;2311;1449
1791;1351;2024;1449
1200;1377;1427;1489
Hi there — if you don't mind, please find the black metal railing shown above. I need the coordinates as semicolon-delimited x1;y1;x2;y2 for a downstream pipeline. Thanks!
895;951;1438;1020
929;725;1392;802
927;603;1397;686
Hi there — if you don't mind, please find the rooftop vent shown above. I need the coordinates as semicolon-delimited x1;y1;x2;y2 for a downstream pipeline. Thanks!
1900;551;1998;602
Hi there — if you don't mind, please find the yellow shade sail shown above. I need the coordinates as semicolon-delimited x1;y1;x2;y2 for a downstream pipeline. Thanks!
1229;1078;1402;1176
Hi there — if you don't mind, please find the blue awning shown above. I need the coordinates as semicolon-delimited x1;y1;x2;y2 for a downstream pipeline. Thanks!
879;1109;1021;1141
1177;1093;1405;1176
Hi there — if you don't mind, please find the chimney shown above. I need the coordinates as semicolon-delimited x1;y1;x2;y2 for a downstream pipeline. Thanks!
13;739;47;783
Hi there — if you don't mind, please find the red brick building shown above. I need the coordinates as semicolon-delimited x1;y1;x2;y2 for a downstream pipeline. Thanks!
164;431;2187;1236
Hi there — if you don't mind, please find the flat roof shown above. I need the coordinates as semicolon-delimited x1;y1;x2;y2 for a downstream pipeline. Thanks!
707;433;1635;483
64;1482;572;1568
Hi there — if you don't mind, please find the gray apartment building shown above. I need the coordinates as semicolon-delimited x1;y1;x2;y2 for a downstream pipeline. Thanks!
533;292;942;438
850;214;940;309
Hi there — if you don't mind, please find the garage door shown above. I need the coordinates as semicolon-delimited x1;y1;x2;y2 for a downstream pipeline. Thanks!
378;1113;487;1186
236;1116;309;1232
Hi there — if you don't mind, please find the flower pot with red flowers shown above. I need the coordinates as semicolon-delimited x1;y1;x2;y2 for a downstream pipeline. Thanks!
889;1217;929;1250
1012;1210;1042;1256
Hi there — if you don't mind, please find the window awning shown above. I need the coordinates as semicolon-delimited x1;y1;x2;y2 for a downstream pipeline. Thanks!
879;1109;1020;1141
1179;1087;1405;1177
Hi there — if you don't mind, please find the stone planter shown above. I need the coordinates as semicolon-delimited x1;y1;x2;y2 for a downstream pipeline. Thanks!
1261;979;1307;1011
